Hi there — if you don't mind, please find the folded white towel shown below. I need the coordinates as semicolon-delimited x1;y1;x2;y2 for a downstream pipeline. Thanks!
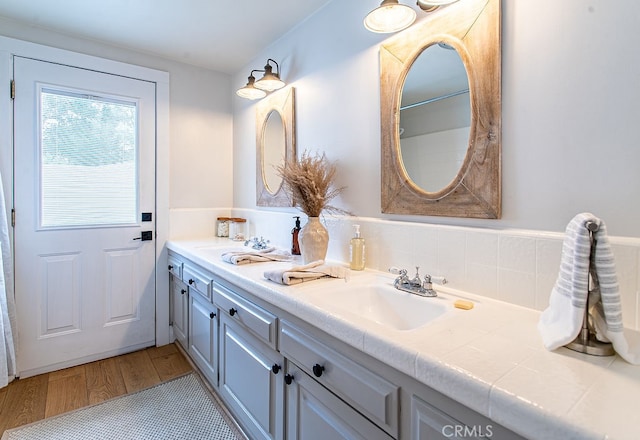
538;213;640;364
264;260;349;285
221;247;292;265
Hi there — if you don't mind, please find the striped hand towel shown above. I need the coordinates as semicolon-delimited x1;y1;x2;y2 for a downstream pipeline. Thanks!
538;213;640;364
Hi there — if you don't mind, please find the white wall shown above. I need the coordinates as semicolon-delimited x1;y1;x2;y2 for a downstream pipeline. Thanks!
231;0;640;328
233;0;640;238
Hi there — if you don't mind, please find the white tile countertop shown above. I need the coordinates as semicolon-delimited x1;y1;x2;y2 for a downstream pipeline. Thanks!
167;239;640;440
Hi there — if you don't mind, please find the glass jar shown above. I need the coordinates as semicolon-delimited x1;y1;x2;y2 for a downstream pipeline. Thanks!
216;217;230;237
229;218;247;241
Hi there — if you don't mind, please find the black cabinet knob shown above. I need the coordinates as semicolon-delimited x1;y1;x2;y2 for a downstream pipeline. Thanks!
229;308;237;316
209;312;216;319
168;265;173;270
188;279;195;285
271;364;281;374
181;289;186;295
312;364;325;378
284;374;294;385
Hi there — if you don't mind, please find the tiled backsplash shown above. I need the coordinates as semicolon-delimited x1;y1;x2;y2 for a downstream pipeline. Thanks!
170;208;640;331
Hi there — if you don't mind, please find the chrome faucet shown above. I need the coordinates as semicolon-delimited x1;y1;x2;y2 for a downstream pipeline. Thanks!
389;267;447;297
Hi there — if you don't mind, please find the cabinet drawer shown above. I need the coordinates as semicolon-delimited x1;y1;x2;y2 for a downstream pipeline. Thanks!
212;281;277;350
280;321;399;438
183;263;211;301
167;254;182;279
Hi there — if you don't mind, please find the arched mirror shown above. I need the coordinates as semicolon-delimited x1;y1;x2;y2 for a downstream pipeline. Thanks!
256;87;296;206
380;0;501;218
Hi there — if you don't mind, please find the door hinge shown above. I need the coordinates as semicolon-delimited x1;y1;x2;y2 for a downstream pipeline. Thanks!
10;80;15;100
11;209;15;227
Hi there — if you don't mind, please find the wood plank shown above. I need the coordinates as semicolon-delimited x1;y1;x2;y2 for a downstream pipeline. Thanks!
45;366;88;418
0;374;49;432
146;343;178;360
117;349;161;393
151;350;192;381
85;357;127;405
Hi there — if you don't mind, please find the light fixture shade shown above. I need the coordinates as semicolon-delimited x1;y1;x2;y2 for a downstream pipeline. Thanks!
255;64;285;92
364;0;416;33
236;75;267;100
417;0;459;7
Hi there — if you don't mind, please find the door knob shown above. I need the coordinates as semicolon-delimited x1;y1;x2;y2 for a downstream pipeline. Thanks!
284;374;294;385
312;364;325;378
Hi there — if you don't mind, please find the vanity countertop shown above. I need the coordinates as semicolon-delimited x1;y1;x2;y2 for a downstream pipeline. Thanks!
167;239;640;440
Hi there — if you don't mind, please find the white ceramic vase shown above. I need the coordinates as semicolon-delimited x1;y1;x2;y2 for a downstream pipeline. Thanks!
298;216;329;264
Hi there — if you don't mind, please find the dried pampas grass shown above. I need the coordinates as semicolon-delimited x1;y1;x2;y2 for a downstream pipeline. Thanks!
276;151;348;217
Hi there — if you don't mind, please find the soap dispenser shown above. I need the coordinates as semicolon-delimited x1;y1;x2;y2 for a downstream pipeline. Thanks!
349;224;365;271
291;216;301;255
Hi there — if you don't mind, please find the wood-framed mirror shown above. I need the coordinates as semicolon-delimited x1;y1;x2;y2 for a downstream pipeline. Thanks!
380;0;501;218
256;87;296;207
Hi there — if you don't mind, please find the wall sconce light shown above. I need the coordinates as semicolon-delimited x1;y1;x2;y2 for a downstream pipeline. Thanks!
254;59;285;92
364;0;416;33
236;70;268;100
364;0;459;33
237;58;286;100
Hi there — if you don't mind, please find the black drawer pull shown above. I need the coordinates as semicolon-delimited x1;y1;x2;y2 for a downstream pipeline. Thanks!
312;364;325;378
229;308;237;316
284;374;294;385
168;264;173;270
181;289;186;295
271;364;281;374
209;312;216;319
188;279;195;285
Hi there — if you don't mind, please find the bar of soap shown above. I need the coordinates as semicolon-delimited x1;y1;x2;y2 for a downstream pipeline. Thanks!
454;299;474;310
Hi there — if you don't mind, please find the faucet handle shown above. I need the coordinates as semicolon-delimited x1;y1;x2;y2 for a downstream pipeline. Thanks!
388;267;407;277
430;276;447;285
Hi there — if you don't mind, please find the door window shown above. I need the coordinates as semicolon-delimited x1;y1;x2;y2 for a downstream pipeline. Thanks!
39;87;138;228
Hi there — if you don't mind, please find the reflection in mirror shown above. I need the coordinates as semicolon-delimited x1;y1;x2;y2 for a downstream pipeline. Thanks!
256;87;296;207
380;0;501;218
400;43;470;193
262;110;285;194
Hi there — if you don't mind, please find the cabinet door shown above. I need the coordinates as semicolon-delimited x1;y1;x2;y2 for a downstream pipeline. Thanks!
170;275;188;349
285;363;393;440
219;312;284;440
189;293;218;386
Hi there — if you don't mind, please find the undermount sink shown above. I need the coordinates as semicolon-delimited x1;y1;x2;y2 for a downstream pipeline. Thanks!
304;281;452;331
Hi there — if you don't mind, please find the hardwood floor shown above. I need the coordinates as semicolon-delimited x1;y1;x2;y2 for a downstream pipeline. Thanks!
0;343;193;435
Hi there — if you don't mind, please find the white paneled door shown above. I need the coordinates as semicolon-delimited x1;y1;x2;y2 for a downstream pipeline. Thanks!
13;57;157;377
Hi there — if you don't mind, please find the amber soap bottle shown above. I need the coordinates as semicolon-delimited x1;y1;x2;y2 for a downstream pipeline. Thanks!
291;216;301;255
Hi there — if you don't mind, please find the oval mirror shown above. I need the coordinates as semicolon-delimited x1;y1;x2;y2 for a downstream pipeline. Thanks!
256;87;296;207
400;43;470;193
262;110;286;194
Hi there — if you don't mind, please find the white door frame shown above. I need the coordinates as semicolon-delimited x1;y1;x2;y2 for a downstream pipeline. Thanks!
0;36;171;358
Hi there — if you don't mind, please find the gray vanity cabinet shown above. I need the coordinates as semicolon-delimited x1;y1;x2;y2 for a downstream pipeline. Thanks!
214;279;283;440
219;312;284;440
188;291;218;386
169;274;188;350
285;362;394;440
167;250;523;440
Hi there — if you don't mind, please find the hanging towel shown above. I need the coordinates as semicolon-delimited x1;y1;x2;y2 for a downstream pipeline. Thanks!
538;212;640;364
221;247;292;265
264;260;349;285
